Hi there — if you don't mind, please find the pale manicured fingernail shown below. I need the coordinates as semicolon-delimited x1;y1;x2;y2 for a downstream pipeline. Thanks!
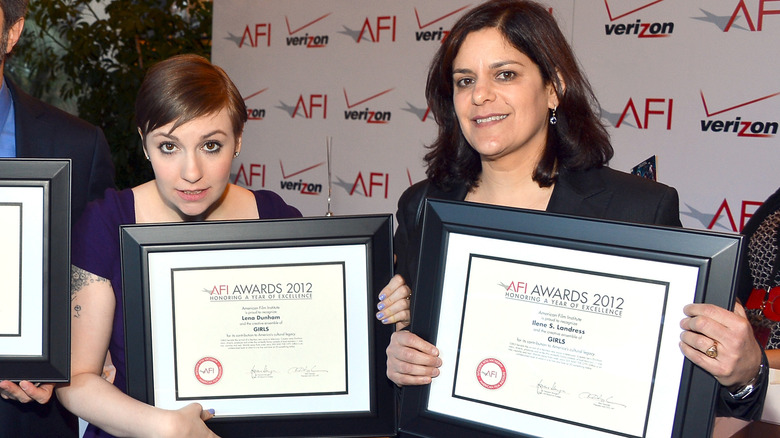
208;408;215;415
379;294;386;300
377;302;385;311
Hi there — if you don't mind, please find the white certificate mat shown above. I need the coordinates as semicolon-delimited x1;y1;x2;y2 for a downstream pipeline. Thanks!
146;244;370;417
171;263;347;398
427;233;699;438
0;187;44;355
0;203;22;336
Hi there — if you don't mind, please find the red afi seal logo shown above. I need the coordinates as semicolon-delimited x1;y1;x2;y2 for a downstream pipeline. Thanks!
195;357;223;385
476;358;506;390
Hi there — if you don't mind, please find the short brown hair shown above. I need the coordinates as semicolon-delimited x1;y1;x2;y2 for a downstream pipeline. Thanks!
135;54;247;139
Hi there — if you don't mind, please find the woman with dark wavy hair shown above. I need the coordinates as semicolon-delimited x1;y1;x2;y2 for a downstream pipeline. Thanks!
375;0;766;420
423;0;611;192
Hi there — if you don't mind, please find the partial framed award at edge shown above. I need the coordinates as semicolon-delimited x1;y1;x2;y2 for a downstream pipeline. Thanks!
0;159;71;382
399;199;745;438
120;215;395;438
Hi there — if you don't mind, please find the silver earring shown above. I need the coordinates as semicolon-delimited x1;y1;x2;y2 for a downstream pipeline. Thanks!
233;151;240;158
549;107;558;125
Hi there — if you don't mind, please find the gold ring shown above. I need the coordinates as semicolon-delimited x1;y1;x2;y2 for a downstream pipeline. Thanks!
705;341;718;359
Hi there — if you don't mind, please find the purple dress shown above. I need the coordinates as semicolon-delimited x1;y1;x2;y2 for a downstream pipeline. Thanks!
71;188;301;438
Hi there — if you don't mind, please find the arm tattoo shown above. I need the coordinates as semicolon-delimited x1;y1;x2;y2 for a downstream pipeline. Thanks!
70;265;110;318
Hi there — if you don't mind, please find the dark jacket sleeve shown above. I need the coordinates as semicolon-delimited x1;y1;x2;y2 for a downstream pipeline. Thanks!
86;127;116;206
393;181;429;291
716;352;769;420
654;184;682;227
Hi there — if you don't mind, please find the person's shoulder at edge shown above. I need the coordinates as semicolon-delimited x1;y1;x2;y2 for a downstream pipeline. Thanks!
74;188;133;232
397;178;468;209
397;180;430;208
9;78;100;133
564;165;677;194
252;188;303;219
551;166;682;227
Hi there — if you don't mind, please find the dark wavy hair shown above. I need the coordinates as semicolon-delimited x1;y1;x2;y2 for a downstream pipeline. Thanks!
424;0;612;191
135;54;247;139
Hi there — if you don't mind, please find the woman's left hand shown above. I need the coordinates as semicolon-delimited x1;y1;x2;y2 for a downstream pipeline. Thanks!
376;274;412;330
0;381;54;404
679;302;763;389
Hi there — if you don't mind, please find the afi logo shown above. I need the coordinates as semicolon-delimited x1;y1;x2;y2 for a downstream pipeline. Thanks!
348;172;389;198
706;199;762;232
279;161;324;195
603;0;674;37
615;98;674;130
285;13;331;47
504;281;528;293
343;88;394;124
725;0;780;31
209;285;229;295
357;16;397;42
239;23;271;47
233;163;266;188
275;94;328;119
413;5;470;43
699;91;780;138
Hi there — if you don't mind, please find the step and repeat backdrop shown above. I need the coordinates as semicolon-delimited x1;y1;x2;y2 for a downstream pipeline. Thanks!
212;0;780;232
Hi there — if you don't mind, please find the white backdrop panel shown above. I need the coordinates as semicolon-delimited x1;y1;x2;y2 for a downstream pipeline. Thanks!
213;0;780;232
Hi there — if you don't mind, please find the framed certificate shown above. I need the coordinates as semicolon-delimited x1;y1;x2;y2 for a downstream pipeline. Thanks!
399;199;745;438
120;215;395;437
0;159;71;382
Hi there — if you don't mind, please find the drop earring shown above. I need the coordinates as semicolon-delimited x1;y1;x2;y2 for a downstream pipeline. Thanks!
549;107;558;125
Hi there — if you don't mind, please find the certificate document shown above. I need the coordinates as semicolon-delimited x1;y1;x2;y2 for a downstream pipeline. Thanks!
0;186;44;356
144;244;372;417
0;203;22;336
454;255;665;436
171;263;347;399
427;233;700;438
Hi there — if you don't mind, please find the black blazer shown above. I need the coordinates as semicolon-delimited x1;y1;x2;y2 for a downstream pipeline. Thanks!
0;77;115;438
8;77;115;223
394;166;681;291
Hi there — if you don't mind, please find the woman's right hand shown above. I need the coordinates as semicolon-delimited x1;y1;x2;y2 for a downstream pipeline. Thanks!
386;330;442;386
165;403;220;438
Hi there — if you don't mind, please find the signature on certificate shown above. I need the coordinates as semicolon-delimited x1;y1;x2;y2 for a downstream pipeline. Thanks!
250;365;278;379
579;392;627;408
288;365;329;376
536;380;566;397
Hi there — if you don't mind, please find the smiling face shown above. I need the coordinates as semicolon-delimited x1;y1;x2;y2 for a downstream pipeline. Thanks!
452;27;558;169
143;108;240;221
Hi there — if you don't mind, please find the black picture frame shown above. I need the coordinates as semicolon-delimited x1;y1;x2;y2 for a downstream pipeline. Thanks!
399;199;745;438
0;158;71;382
120;215;396;438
